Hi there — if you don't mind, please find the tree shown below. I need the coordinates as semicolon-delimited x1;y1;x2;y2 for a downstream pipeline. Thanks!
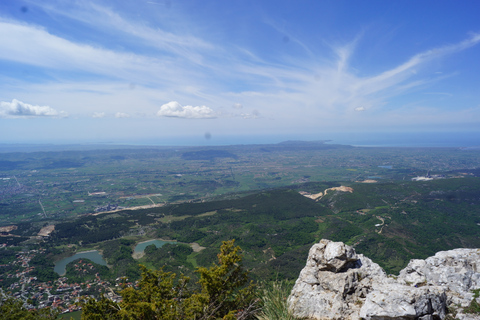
191;239;257;319
81;240;258;319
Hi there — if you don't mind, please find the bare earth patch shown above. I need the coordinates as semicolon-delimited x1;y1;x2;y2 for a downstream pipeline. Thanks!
0;225;17;233
38;225;55;237
191;242;206;252
356;179;378;183
299;191;323;200
132;251;144;260
326;186;354;193
300;186;354;201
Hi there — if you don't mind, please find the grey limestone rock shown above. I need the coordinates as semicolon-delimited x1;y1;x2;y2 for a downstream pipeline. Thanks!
288;239;480;320
359;283;446;320
288;239;390;320
398;248;480;318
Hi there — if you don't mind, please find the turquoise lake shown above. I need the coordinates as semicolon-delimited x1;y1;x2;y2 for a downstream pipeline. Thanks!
133;239;174;254
54;240;175;275
54;250;107;275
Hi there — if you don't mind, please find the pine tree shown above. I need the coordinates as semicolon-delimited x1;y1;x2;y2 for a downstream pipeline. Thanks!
81;240;258;320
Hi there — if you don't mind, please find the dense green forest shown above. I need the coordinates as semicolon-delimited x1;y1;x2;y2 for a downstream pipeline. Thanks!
2;171;480;318
23;176;480;284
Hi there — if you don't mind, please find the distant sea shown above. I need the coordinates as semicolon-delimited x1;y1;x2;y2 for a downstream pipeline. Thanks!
136;132;480;148
322;132;480;148
1;132;479;152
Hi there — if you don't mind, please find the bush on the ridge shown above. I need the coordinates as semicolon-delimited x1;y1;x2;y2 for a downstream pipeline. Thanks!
81;240;258;320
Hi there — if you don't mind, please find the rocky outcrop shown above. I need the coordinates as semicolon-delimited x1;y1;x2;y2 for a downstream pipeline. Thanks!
397;249;480;320
288;239;480;320
359;284;446;320
287;240;389;319
398;249;480;308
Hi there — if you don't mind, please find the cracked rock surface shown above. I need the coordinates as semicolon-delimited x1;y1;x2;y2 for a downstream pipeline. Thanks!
288;239;480;320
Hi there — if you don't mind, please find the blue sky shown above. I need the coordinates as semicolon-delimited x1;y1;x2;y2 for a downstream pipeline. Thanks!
0;0;479;145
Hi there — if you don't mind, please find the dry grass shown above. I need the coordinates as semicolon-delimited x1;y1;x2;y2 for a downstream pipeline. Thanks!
256;280;298;320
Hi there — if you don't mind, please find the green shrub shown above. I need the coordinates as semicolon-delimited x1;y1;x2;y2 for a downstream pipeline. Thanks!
81;240;258;320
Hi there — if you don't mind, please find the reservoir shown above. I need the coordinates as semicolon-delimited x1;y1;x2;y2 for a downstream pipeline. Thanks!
54;250;107;275
134;239;174;254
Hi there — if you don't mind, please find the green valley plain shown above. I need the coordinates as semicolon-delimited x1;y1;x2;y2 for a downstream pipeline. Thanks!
1;141;480;314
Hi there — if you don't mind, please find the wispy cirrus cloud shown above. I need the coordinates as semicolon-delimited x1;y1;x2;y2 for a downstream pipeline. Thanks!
0;99;67;118
1;1;479;130
351;33;480;97
22;1;213;66
234;32;480;120
0;19;186;87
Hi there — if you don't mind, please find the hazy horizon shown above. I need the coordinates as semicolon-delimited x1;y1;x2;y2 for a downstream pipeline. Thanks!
1;131;479;152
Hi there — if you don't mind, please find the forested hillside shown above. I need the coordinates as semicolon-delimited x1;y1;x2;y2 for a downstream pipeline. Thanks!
35;177;480;280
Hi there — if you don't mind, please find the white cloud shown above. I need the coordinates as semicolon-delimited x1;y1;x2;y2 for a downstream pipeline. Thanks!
0;4;479;131
0;99;67;118
352;33;480;98
28;2;211;63
92;112;106;118
0;20;182;87
157;101;216;119
115;112;130;118
238;32;480;121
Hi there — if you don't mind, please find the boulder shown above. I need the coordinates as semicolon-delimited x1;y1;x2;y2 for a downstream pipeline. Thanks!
287;239;480;320
398;248;480;307
359;283;446;320
288;239;392;320
397;248;480;319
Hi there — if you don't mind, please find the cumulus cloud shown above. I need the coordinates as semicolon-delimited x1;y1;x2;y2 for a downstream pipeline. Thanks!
233;103;243;109
354;106;365;112
0;99;67;118
92;112;106;118
156;101;216;118
115;112;130;118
